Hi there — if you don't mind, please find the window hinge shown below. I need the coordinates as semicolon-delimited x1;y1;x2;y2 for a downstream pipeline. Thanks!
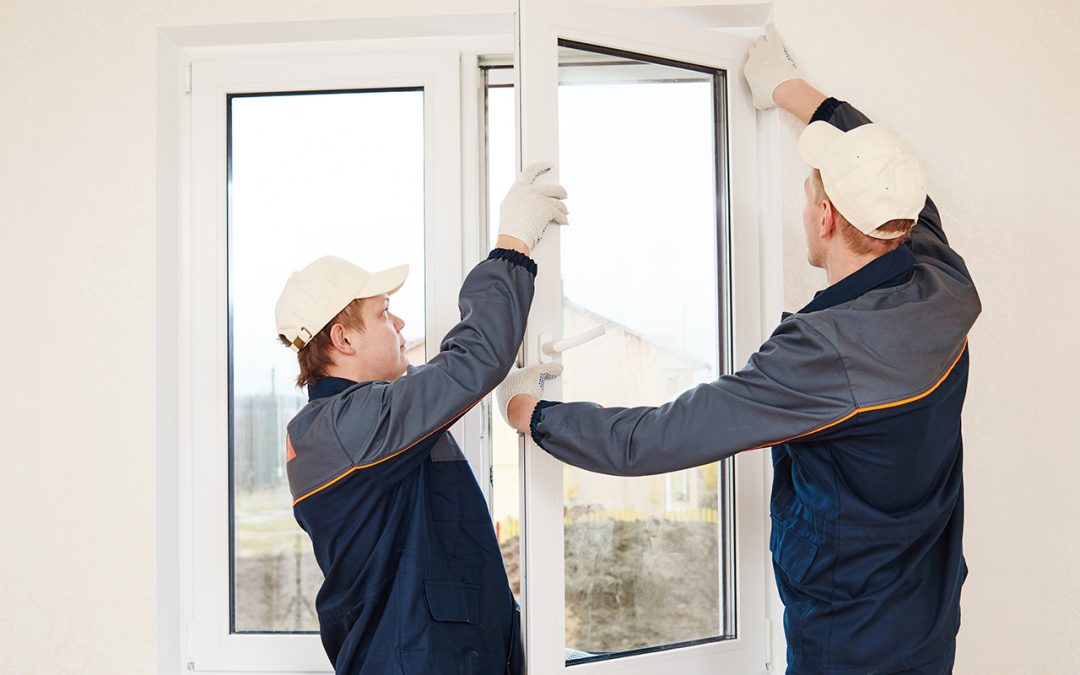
184;63;192;95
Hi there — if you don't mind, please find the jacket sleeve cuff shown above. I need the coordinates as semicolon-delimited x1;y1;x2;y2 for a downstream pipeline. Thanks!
810;98;872;132
810;96;842;123
530;400;561;448
487;248;538;277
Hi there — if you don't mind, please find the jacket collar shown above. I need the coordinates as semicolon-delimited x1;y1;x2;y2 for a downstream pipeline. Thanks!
307;376;361;401
798;244;916;315
307;365;418;401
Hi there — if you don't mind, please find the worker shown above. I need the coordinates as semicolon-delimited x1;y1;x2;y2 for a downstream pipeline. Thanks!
275;163;567;674
498;26;980;674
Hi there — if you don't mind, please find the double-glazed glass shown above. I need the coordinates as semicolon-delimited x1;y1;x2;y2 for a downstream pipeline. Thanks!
486;44;733;662
556;44;729;661
228;89;427;632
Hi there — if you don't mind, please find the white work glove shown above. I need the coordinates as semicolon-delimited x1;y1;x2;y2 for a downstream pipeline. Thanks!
743;23;803;111
498;161;569;250
495;362;564;427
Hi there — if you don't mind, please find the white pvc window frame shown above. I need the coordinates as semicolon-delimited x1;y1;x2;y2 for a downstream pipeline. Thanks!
188;51;462;672
164;24;517;669
156;10;784;675
515;1;772;673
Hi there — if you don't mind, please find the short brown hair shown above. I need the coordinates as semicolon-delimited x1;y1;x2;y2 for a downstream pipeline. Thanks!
278;298;366;388
810;169;914;255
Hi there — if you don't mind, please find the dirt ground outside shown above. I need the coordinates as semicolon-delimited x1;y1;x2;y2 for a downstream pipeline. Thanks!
236;518;720;653
501;518;721;654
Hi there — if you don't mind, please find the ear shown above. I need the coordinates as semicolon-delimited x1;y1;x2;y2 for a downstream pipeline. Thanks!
819;198;837;239
328;323;357;355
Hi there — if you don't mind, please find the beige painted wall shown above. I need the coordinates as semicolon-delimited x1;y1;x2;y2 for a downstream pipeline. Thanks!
1;1;1076;673
0;3;509;673
771;3;1080;672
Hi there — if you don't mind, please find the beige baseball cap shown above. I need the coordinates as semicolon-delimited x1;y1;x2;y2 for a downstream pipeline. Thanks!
275;256;409;352
799;121;927;239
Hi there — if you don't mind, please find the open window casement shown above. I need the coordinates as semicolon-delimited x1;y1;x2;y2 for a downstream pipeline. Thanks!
165;6;779;674
514;1;771;673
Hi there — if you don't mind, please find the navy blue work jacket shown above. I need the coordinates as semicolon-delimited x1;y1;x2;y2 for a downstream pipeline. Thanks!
286;251;533;674
530;99;979;674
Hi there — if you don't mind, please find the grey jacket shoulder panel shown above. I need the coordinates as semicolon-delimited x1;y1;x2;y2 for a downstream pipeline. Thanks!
797;261;978;409
285;396;358;503
285;251;535;503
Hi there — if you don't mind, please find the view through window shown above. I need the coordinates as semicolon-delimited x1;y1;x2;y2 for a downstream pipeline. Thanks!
486;43;733;663
228;89;428;632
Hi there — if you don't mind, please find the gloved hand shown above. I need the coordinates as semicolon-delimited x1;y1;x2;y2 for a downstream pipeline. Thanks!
743;23;803;110
495;362;564;427
498;161;569;250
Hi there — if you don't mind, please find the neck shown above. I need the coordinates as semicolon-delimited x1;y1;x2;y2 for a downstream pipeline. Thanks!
323;364;362;383
824;251;881;286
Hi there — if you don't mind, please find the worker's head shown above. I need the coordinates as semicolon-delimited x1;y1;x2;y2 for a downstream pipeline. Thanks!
275;256;410;387
799;122;925;269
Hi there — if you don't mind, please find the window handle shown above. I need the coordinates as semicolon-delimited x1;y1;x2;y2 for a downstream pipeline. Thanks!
538;326;606;363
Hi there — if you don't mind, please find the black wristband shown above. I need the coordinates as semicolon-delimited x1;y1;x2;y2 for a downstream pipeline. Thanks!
487;248;538;277
810;97;843;124
529;400;561;447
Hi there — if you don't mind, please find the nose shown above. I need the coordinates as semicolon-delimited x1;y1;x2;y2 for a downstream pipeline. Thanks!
392;313;405;332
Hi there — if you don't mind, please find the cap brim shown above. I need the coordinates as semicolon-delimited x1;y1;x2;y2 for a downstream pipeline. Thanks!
799;121;843;167
357;263;409;299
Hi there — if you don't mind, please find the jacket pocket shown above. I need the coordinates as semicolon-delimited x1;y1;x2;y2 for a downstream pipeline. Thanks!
424;580;481;625
770;515;819;584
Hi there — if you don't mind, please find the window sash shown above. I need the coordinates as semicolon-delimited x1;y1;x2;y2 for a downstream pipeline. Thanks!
515;1;770;672
184;49;464;672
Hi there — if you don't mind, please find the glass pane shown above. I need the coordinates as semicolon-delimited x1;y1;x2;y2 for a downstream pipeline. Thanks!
229;89;427;632
485;46;731;662
556;46;728;660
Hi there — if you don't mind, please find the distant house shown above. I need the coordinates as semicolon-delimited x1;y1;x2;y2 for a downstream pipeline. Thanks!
492;299;719;532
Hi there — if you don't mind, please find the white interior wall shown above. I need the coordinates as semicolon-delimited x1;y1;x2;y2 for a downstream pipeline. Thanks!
771;3;1080;672
1;1;1076;673
0;4;509;674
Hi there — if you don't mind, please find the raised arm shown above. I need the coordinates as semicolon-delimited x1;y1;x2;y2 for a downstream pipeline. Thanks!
331;163;568;472
505;317;855;477
748;24;962;272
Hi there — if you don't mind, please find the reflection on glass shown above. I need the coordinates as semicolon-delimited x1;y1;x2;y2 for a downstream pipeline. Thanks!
557;46;726;660
229;90;426;632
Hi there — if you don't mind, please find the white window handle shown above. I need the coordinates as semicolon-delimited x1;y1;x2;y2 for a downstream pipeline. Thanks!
538;325;606;363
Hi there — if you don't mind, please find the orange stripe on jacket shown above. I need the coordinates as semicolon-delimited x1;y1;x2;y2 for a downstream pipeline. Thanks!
291;393;487;507
749;338;969;451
